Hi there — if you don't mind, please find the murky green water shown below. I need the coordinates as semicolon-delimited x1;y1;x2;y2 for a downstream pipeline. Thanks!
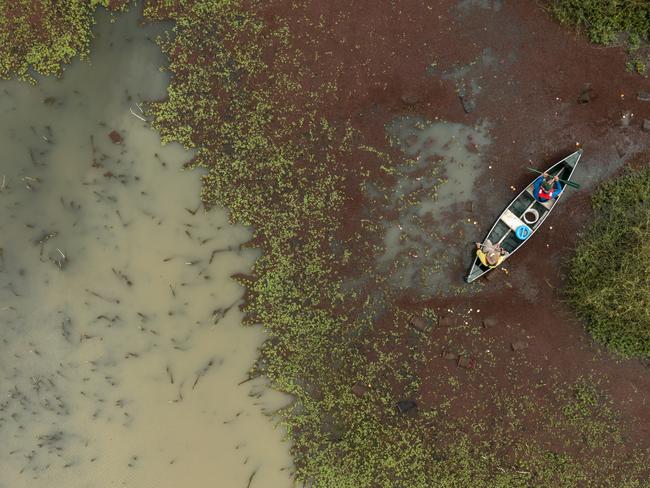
0;8;293;488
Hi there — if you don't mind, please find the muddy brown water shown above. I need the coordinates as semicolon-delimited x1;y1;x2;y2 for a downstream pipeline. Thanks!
0;8;294;488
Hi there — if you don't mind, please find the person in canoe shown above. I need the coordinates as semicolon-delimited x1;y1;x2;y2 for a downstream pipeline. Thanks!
533;172;563;202
475;239;509;268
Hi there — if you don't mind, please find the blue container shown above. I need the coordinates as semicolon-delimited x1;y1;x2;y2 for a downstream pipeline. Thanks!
515;225;532;240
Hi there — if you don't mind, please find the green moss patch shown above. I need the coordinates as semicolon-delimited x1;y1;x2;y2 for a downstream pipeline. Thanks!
566;166;650;359
548;0;650;45
547;0;650;74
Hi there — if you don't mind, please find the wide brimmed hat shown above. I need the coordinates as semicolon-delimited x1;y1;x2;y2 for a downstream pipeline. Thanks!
486;251;500;265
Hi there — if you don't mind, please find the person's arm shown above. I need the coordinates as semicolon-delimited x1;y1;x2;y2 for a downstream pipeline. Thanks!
477;249;488;266
476;241;491;252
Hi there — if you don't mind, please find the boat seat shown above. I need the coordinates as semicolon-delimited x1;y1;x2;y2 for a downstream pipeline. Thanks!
500;208;527;232
526;187;554;209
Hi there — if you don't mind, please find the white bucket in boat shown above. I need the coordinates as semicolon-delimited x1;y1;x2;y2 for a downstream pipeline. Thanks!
523;209;539;225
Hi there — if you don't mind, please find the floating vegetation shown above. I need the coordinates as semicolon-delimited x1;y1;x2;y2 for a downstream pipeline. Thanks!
0;0;129;81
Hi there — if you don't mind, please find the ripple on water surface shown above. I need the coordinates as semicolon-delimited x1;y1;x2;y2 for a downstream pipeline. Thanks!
0;7;293;488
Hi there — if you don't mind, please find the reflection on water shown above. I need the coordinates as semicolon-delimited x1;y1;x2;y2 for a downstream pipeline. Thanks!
0;7;293;488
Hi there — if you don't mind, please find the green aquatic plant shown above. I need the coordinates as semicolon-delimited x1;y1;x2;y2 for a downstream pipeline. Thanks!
566;166;650;359
548;0;650;45
0;0;128;81
626;57;647;75
548;0;650;74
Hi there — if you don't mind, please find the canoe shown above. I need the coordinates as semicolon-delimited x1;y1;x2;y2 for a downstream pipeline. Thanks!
465;149;582;283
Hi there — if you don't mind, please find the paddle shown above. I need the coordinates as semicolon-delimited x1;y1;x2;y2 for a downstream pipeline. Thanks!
526;167;581;189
